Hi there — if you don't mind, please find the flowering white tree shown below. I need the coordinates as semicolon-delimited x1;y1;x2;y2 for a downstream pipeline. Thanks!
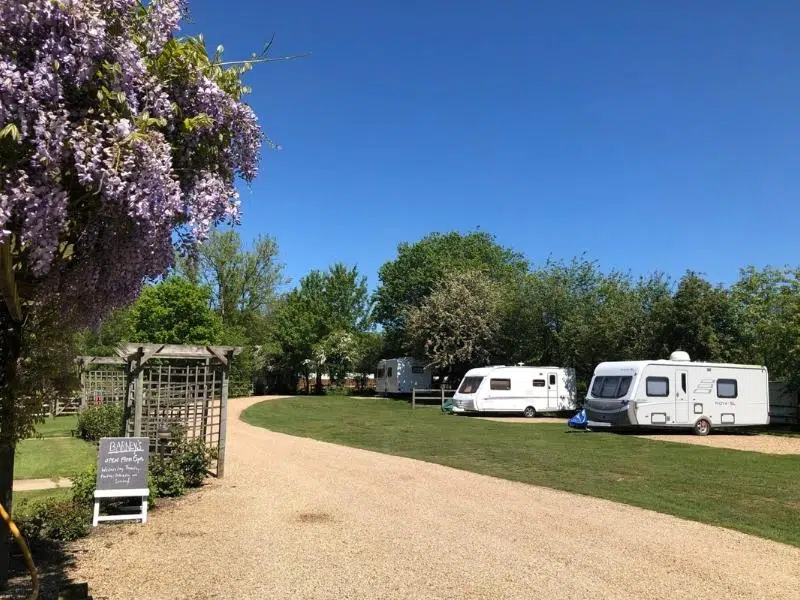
406;270;502;377
0;0;265;581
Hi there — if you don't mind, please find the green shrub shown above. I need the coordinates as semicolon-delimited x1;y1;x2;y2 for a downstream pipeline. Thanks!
173;440;216;487
149;455;186;497
326;385;352;396
15;498;91;544
75;402;124;442
70;464;97;507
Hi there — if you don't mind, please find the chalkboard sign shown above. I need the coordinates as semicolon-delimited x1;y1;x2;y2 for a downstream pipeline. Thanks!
96;437;149;491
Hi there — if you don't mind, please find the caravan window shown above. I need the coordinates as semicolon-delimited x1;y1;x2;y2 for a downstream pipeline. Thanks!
490;379;511;391
411;366;424;374
717;379;738;398
532;379;546;387
377;368;385;378
387;367;393;378
646;377;669;397
549;374;556;386
590;376;632;399
458;377;483;394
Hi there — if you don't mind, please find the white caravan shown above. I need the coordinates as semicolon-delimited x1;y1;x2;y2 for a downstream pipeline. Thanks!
451;366;577;417
584;351;769;435
376;358;432;394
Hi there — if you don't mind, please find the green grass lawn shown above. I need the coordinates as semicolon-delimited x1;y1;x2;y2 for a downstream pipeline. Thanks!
29;415;78;439
14;438;96;480
242;396;800;547
12;488;71;506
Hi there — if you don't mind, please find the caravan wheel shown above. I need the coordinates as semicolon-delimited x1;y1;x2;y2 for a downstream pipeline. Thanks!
693;418;711;436
523;406;536;418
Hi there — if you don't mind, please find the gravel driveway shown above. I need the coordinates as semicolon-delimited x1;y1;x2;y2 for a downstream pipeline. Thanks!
633;432;800;454
66;396;800;600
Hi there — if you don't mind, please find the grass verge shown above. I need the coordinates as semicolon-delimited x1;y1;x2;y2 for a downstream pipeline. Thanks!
15;438;96;480
29;415;79;439
12;488;72;506
242;396;800;547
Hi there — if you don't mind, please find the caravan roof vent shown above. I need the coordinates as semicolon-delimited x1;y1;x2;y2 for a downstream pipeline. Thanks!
670;350;691;362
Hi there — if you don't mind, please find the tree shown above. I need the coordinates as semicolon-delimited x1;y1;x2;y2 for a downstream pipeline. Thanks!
313;330;358;386
352;332;385;389
180;229;286;328
732;266;800;385
271;264;371;392
270;292;318;393
662;272;748;363
74;307;134;357
496;258;673;390
374;231;528;352
0;0;264;582
406;270;502;379
129;277;222;344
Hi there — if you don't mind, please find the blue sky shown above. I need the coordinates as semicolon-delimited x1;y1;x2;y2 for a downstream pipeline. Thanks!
187;0;799;291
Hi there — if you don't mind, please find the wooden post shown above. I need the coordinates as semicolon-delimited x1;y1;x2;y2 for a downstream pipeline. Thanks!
217;352;231;478
441;386;445;409
133;361;144;437
412;388;416;410
201;358;210;441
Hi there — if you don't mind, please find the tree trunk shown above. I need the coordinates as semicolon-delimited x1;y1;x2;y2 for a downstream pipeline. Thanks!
0;441;14;589
315;371;323;395
0;314;22;588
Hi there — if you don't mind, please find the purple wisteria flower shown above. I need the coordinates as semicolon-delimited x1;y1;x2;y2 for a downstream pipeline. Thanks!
0;0;264;327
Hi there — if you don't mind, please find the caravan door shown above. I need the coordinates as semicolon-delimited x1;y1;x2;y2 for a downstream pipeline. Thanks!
675;369;689;423
547;372;559;409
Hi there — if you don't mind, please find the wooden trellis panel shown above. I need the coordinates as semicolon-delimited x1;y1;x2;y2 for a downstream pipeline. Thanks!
126;361;225;476
79;345;238;478
80;364;127;408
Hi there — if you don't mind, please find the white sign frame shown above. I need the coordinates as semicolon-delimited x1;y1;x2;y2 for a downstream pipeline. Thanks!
93;488;149;526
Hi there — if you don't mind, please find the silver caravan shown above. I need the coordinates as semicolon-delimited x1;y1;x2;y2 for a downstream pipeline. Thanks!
451;366;577;417
584;351;769;435
376;358;432;394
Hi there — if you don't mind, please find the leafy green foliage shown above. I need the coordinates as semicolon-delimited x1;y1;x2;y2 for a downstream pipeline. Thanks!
173;439;217;488
732;266;800;385
149;455;187;497
74;307;133;357
14;498;91;544
129;276;222;344
374;231;528;339
75;403;124;442
178;229;286;329
406;270;502;376
662;272;748;363
70;464;98;507
271;263;371;392
351;332;385;388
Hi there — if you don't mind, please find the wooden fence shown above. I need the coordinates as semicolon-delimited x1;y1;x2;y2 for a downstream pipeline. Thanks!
411;388;456;409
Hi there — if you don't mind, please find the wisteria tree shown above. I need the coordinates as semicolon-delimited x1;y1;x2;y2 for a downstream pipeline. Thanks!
0;0;264;582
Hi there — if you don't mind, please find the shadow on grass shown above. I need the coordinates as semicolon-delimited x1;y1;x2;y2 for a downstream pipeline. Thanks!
4;537;91;600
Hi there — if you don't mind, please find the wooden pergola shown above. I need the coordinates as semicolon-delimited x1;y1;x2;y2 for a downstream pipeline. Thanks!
78;344;240;477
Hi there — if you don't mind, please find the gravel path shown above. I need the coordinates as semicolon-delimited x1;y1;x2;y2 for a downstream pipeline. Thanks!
65;396;800;600
634;432;800;454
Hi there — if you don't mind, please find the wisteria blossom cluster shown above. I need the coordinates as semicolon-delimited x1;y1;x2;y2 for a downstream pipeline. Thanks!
0;0;263;326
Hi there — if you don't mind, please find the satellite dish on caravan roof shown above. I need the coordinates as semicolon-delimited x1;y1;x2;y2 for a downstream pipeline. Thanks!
670;350;691;361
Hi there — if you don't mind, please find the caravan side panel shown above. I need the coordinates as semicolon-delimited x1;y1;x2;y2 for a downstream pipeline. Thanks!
396;359;432;393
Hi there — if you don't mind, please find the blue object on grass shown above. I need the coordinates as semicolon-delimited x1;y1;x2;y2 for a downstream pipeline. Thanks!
567;409;588;429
